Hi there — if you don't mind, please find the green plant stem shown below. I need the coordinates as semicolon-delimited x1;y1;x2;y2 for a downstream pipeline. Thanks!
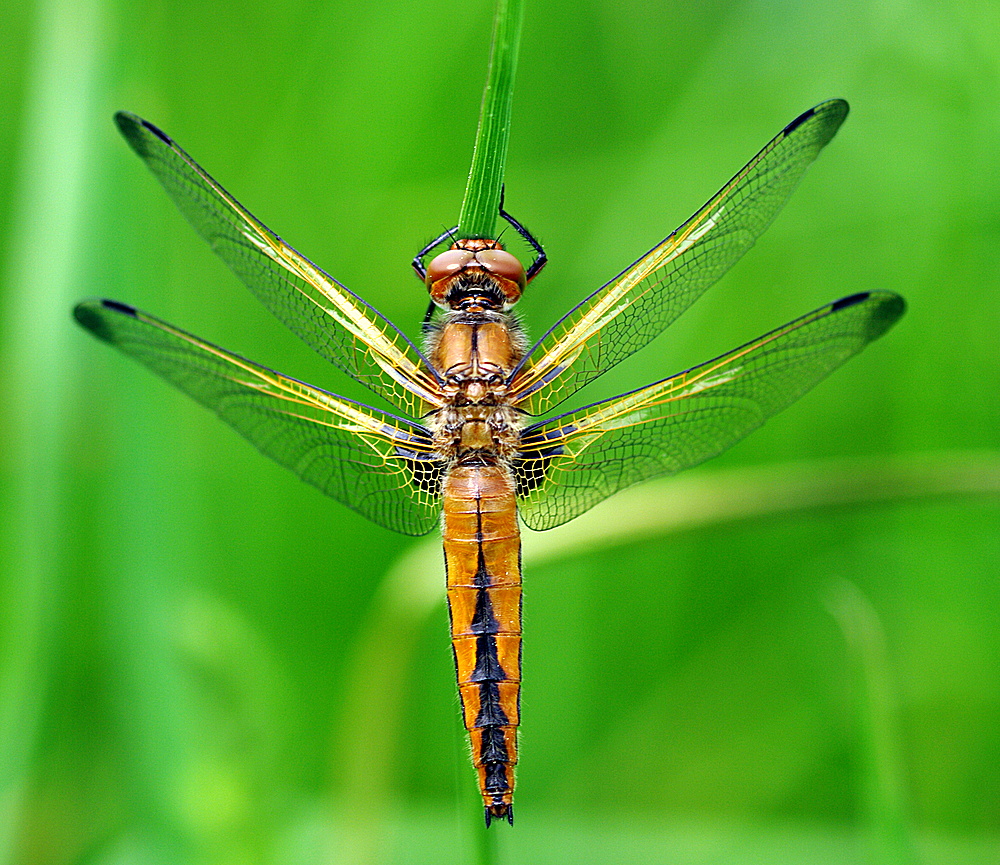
458;0;525;238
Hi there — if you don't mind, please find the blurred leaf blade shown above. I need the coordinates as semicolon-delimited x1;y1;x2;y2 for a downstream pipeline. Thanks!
0;0;106;859
827;582;920;865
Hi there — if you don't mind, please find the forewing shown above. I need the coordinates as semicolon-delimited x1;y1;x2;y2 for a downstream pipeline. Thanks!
75;299;444;536
510;100;850;416
514;290;904;531
115;112;441;416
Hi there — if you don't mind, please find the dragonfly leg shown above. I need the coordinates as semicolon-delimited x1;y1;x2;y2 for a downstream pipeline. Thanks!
498;186;546;282
422;298;438;329
412;225;460;280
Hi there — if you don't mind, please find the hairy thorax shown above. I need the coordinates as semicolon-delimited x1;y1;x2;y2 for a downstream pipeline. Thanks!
426;310;527;461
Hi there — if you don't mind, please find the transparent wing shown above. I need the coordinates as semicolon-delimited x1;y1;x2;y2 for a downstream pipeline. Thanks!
75;299;444;535
510;100;850;416
115;112;442;417
514;290;904;531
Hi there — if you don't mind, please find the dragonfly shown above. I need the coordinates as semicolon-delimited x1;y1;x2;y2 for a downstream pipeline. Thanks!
75;99;904;826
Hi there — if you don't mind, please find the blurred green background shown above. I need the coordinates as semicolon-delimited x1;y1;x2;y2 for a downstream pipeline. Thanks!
1;0;998;863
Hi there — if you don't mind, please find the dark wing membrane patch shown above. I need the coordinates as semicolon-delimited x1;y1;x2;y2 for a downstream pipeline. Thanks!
394;448;447;496
76;299;444;535
509;100;850;416
512;425;573;496
515;290;904;531
115;112;441;416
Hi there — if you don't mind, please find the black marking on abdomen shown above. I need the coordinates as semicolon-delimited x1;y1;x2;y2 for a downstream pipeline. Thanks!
471;635;505;682
480;726;509;763
472;506;491;588
461;479;516;815
470;588;500;635
484;760;510;793
473;543;491;587
475;681;509;727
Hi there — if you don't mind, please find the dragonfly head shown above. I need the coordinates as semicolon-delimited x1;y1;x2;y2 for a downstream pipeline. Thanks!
425;239;526;312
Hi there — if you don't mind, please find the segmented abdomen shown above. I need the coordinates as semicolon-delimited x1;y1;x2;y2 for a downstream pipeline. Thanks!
442;462;521;825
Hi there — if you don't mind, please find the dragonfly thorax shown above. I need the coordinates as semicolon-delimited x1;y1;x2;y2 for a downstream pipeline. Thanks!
428;312;526;397
430;403;522;461
426;309;527;460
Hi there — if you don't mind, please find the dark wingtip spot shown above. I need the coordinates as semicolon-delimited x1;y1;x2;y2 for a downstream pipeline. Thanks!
831;292;870;312
102;299;138;316
782;99;849;137
783;106;817;135
115;112;172;153
140;119;172;145
829;290;906;340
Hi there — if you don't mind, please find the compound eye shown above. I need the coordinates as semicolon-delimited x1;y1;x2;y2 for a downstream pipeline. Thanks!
425;249;476;287
477;249;526;289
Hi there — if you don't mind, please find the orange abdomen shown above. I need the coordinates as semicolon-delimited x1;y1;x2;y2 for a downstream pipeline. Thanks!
442;462;521;825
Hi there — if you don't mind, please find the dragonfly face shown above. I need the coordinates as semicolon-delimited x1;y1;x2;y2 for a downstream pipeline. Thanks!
75;100;904;825
424;239;528;311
